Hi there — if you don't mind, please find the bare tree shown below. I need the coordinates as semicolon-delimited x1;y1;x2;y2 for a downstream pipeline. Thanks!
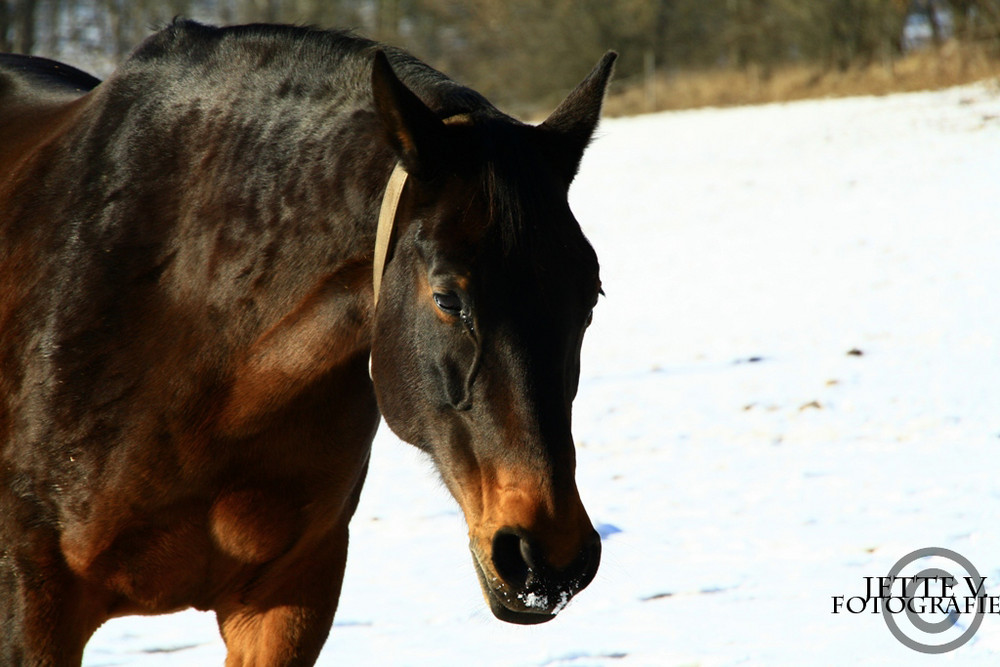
10;0;38;53
7;1;999;112
0;1;10;52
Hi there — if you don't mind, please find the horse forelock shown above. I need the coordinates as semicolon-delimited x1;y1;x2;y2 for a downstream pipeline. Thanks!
466;119;597;284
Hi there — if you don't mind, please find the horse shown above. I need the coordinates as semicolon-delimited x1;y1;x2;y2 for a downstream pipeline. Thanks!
0;20;615;665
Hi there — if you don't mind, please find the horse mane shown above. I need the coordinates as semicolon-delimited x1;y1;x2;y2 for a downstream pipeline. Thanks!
127;20;494;120
126;20;559;255
0;53;101;95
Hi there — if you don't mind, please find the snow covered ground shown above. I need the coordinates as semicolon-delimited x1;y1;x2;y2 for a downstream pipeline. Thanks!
84;82;1000;666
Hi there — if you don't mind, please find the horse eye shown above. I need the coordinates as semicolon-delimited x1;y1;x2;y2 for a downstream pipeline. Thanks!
433;291;463;315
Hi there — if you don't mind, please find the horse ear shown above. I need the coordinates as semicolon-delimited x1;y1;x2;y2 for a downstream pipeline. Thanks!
538;51;617;183
371;50;445;176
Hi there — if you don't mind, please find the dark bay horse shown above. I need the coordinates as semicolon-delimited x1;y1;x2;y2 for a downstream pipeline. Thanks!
0;20;615;665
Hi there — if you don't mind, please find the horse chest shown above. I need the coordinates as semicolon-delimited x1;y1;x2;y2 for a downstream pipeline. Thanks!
58;414;374;612
208;487;313;565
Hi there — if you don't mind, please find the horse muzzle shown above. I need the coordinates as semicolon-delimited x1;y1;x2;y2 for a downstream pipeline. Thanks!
471;527;602;624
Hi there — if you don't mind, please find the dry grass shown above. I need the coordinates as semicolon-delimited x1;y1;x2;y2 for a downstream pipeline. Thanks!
603;41;1000;116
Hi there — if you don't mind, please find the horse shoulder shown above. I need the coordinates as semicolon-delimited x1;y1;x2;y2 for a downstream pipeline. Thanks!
214;260;375;437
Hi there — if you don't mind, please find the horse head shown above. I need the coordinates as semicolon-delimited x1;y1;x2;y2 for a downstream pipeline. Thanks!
369;51;615;624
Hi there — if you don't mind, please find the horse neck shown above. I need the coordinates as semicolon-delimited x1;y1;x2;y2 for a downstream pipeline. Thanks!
182;99;394;339
40;64;400;371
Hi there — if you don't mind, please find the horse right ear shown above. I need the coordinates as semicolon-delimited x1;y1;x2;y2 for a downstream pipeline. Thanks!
371;50;446;176
538;51;617;185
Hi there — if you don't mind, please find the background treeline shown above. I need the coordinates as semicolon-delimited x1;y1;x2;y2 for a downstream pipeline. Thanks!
2;0;999;114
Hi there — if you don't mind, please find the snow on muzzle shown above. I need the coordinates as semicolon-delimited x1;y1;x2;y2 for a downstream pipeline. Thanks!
469;524;602;624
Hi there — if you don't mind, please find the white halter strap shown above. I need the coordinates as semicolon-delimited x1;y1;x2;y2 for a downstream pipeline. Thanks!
372;162;409;308
370;162;408;379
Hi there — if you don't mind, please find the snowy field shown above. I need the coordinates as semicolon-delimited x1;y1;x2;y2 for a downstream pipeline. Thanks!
84;82;1000;665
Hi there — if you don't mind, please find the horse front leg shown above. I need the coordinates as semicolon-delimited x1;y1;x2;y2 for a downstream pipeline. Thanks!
216;525;351;667
0;524;107;667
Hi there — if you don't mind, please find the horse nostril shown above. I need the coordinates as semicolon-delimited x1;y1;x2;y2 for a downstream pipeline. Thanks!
491;528;532;589
491;527;601;602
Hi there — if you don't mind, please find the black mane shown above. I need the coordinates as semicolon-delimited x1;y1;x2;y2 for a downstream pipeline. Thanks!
127;20;494;120
116;20;560;262
0;53;101;94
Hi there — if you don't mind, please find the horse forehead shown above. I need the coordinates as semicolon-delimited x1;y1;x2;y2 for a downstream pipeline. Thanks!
421;183;596;285
420;121;596;280
424;205;595;287
425;176;579;260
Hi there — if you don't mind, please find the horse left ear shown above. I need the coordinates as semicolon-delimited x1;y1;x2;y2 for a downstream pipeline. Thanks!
538;51;617;184
371;49;446;176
